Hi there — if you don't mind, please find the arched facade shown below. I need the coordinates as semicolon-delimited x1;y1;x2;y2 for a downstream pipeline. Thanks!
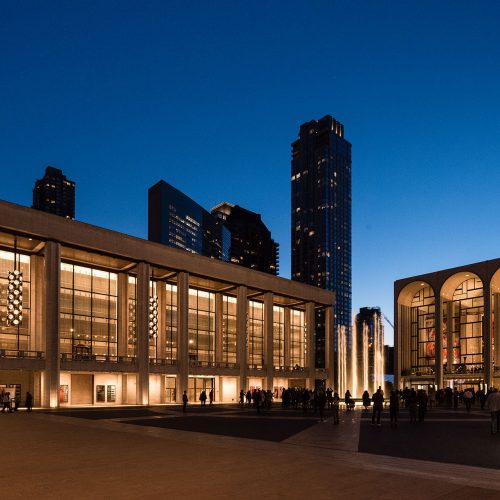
395;259;500;390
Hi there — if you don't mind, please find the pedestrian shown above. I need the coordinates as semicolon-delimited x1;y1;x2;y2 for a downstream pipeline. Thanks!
239;389;245;405
2;391;12;413
389;390;399;428
463;389;473;412
317;388;326;422
25;392;33;412
182;390;188;413
332;392;340;425
246;390;252;406
14;393;20;411
209;389;214;405
453;388;459;409
362;390;371;410
371;388;384;426
486;388;500;434
417;389;428;422
409;389;417;423
199;390;207;406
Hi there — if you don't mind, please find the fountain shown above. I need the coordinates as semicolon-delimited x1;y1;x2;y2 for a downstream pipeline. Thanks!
336;309;385;398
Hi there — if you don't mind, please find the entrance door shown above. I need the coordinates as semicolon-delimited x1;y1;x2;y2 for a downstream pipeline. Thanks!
165;377;176;403
188;378;214;403
71;374;93;404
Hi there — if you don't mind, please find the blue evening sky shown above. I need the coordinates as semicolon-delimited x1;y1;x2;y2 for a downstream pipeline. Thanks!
2;1;500;344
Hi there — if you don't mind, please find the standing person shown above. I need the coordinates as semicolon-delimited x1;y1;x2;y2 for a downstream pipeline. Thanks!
345;390;353;411
209;389;214;405
239;389;245;405
302;388;310;414
332;392;340;425
246;390;252;406
317;388;326;422
2;392;12;413
182;390;188;413
14;393;20;412
371;388;384;427
25;392;33;412
199;390;207;406
417;390;428;422
486;388;500;434
362;390;371;410
463;389;473;412
409;389;418;423
428;386;436;409
453;388;459;409
326;388;333;409
389;390;399;428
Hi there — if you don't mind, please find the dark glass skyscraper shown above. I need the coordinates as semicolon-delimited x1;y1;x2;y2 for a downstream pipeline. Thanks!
148;180;230;261
291;115;352;367
33;166;75;219
211;202;279;275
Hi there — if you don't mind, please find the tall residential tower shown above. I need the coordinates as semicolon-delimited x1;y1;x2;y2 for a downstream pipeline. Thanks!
33;166;75;219
291;115;352;367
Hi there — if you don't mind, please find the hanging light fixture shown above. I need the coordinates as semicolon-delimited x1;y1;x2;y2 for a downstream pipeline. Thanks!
128;300;136;345
149;295;158;339
7;238;23;327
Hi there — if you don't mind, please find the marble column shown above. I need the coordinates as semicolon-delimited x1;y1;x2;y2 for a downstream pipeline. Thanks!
43;241;61;408
236;286;248;392
135;262;150;405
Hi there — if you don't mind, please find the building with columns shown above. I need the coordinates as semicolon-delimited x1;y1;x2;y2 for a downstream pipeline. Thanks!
0;200;334;408
395;259;500;391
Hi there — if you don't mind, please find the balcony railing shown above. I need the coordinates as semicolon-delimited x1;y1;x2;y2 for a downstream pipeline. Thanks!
274;365;306;372
0;349;44;359
150;358;177;366
189;360;239;369
60;353;136;363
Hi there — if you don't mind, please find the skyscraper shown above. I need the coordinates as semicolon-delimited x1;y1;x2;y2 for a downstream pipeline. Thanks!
32;166;75;219
211;202;279;275
291;115;352;367
148;180;230;261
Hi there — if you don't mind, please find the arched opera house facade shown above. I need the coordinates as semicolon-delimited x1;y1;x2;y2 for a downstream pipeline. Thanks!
395;259;500;390
0;200;334;408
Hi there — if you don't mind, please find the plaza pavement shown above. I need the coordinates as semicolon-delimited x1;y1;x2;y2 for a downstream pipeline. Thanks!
1;403;499;499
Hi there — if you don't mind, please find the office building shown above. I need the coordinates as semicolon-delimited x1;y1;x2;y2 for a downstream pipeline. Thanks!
211;202;279;275
32;166;75;219
148;180;230;261
395;259;500;390
291;115;352;368
0;199;334;407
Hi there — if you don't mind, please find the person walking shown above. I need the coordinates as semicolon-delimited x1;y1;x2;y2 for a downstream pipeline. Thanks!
389;390;399;428
317;388;327;422
332;392;340;425
182;390;188;413
486;388;500;434
25;392;33;412
463;389;473;412
209;389;214;405
409;389;418;423
371;388;384;427
199;390;207;406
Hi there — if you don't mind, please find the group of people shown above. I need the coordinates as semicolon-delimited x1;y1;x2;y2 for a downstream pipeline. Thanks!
1;390;33;413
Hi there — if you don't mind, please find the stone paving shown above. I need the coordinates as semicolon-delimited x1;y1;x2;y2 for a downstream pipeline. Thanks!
2;404;500;499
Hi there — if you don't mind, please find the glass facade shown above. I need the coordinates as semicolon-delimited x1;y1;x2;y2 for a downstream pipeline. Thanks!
410;286;436;370
248;300;264;367
290;309;305;368
165;283;177;363
0;250;30;350
148;180;230;261
188;288;215;363
273;306;285;367
445;278;484;368
60;263;117;357
222;295;237;364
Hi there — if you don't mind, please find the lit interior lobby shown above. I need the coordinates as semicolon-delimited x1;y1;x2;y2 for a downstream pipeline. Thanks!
0;200;334;407
395;259;500;390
